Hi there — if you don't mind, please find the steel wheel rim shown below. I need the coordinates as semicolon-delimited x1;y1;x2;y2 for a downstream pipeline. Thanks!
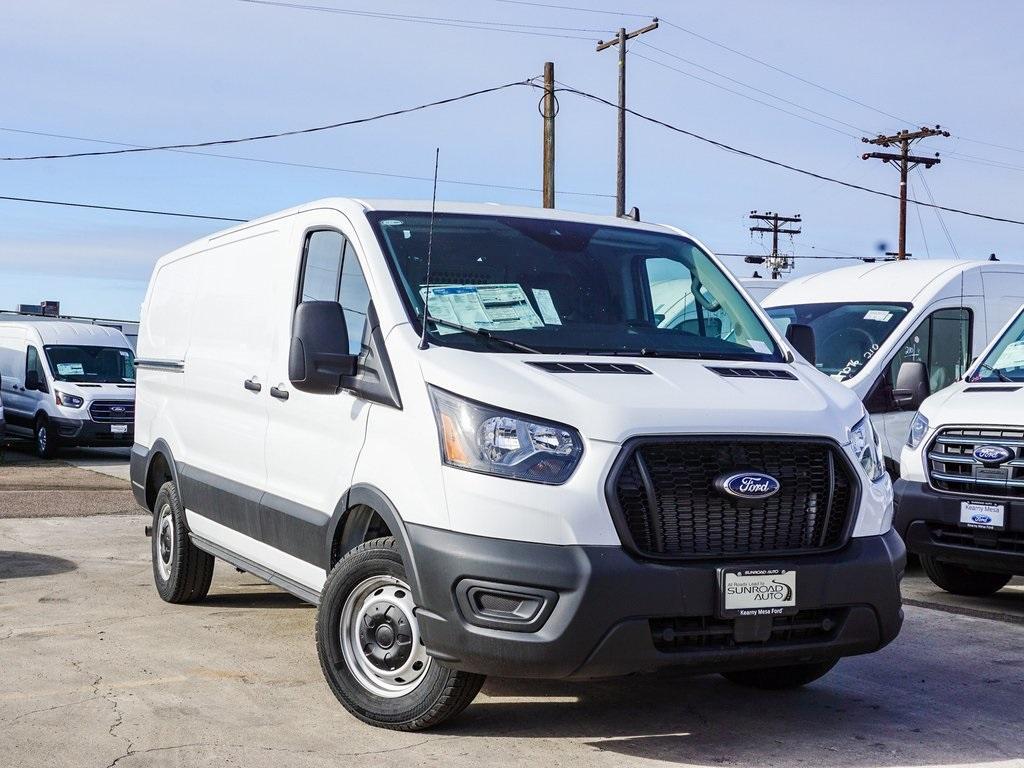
156;503;174;581
339;575;430;698
37;426;47;453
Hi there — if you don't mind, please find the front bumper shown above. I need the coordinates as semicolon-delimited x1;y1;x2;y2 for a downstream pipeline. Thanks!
51;416;133;447
409;524;905;680
894;479;1024;575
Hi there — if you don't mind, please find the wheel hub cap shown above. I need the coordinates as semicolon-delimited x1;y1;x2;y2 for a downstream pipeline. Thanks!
155;504;174;581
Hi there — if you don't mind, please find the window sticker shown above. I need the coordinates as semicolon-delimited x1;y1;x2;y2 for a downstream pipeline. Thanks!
994;341;1024;371
421;283;544;334
864;310;894;322
747;339;770;354
531;288;562;325
56;363;84;376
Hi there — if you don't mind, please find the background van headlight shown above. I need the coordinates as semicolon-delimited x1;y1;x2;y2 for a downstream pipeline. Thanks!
428;386;583;484
906;412;929;449
850;414;886;481
54;390;84;409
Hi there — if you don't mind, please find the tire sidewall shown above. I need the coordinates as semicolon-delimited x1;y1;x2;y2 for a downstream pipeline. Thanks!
36;416;56;459
151;482;187;601
317;542;459;725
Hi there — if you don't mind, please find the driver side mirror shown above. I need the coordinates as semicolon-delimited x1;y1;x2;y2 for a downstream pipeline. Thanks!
894;360;930;410
785;323;816;365
25;369;41;392
288;301;358;395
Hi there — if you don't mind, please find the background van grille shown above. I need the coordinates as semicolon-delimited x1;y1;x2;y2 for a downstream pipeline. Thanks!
610;438;856;559
89;400;135;423
927;427;1024;499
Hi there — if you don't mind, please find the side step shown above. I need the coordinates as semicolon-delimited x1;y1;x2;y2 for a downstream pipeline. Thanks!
189;533;321;606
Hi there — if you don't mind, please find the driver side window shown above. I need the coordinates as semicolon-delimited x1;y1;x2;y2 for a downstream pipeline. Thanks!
886;307;971;404
25;346;47;392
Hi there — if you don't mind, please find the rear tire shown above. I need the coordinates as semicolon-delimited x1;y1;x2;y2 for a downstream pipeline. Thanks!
722;659;838;690
316;537;485;730
35;416;58;459
151;481;214;603
920;555;1011;596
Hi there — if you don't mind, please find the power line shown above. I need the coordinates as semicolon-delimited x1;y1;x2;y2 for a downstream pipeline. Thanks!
0;80;535;161
490;0;652;18
917;170;960;259
0;126;613;199
0;194;246;222
235;0;607;38
551;84;1024;227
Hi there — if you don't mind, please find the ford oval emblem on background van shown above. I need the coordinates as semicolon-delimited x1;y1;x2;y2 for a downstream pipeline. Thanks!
973;445;1013;464
716;472;781;500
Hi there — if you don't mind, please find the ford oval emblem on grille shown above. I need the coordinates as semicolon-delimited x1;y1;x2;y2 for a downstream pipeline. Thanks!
973;445;1012;464
716;472;781;500
112;406;126;412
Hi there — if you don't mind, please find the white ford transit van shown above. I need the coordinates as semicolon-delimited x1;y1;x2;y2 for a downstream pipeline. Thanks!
0;321;136;457
764;260;1024;473
896;303;1024;595
133;199;904;730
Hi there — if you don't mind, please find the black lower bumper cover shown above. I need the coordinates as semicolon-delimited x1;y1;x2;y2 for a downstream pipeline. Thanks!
51;416;133;447
408;524;905;679
894;479;1024;575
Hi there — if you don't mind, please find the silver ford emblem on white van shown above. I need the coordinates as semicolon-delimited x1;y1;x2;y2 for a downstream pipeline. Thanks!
973;445;1012;464
716;472;781;500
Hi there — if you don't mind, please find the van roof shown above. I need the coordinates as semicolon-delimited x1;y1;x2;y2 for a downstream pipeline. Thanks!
763;259;1023;307
0;320;131;346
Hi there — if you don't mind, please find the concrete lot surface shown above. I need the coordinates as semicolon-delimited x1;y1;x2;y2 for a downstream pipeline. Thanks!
2;513;1023;768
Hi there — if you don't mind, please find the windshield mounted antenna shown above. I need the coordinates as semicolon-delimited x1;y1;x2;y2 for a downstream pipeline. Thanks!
418;147;440;350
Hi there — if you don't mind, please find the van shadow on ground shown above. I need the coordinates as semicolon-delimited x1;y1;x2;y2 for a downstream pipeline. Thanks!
0;551;77;579
449;661;1020;767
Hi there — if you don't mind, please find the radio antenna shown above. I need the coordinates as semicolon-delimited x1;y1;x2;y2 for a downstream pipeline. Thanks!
419;147;440;351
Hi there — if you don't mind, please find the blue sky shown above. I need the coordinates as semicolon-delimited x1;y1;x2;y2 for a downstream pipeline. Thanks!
2;0;1023;319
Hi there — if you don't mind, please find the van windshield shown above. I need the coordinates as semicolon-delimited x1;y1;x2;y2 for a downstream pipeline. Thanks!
44;345;136;384
368;212;783;361
970;308;1024;382
765;302;911;381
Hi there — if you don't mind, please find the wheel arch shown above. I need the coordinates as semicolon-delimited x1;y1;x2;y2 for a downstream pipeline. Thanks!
135;439;183;512
326;484;423;602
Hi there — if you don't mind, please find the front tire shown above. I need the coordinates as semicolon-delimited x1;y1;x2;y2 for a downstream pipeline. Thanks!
151;481;214;603
316;537;485;730
35;416;58;459
722;659;838;690
920;555;1012;596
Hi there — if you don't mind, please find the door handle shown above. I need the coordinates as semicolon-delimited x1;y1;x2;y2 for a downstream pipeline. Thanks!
244;378;262;393
270;386;289;401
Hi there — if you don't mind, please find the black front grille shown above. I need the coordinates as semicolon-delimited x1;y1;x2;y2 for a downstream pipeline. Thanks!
928;523;1024;553
610;438;856;559
928;426;1024;499
651;609;845;652
89;400;135;423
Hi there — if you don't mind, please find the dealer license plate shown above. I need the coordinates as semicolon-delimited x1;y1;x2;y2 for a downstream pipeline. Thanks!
960;501;1005;530
110;424;128;434
719;568;797;618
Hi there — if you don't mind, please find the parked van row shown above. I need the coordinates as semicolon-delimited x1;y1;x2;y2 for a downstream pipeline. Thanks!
133;199;904;730
0;321;136;457
896;304;1024;596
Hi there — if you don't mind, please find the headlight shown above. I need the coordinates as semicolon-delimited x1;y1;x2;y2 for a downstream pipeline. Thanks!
907;412;929;449
54;390;84;409
850;414;886;482
428;386;583;484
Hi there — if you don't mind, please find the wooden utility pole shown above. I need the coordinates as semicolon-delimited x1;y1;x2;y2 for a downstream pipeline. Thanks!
542;61;556;209
749;211;802;278
862;126;949;260
596;19;658;217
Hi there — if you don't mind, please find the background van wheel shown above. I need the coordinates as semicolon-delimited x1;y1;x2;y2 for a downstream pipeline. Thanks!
722;659;838;690
35;416;58;459
152;481;214;603
316;537;485;731
920;555;1012;596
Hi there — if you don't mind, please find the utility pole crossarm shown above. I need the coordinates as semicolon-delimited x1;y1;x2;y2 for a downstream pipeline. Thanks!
595;19;659;50
748;211;801;279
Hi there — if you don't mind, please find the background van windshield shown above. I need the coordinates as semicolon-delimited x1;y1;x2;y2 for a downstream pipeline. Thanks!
766;302;911;381
368;212;782;361
971;309;1024;382
44;345;135;383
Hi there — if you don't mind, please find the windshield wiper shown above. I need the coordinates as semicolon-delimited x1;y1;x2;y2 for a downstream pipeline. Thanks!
975;362;1013;382
425;315;541;354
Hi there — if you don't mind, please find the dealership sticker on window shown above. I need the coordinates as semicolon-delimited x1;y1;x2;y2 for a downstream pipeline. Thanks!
56;363;85;376
747;339;770;354
531;288;562;325
994;341;1024;371
422;284;544;334
864;310;894;322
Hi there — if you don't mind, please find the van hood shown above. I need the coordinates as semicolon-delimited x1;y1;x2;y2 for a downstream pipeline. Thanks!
420;350;863;444
920;380;1024;427
57;382;136;399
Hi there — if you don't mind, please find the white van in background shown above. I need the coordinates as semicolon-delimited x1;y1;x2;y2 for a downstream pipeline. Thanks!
896;304;1024;596
133;198;903;731
763;260;1024;472
740;276;787;304
0;321;136;457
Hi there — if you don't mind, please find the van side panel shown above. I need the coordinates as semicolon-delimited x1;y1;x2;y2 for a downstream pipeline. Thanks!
0;327;30;430
982;271;1024;339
